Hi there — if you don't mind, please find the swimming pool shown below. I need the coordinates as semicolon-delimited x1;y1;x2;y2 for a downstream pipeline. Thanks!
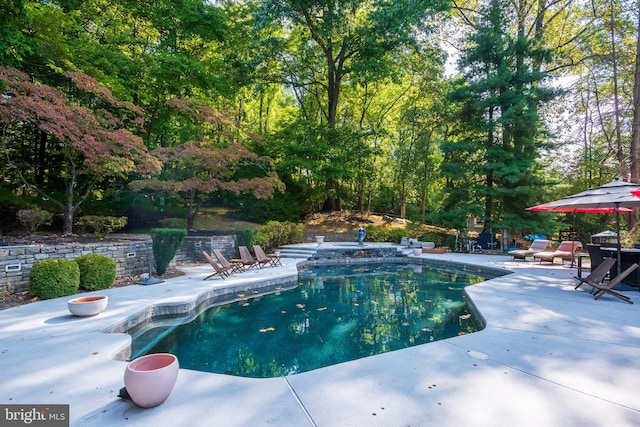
130;262;492;378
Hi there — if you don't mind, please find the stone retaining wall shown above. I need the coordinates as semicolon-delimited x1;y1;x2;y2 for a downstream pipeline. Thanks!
311;246;402;260
0;234;236;295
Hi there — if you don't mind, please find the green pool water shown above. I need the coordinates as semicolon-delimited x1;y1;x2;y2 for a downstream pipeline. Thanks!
131;263;489;378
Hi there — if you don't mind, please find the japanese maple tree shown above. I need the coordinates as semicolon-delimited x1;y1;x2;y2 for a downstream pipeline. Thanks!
130;141;283;231
0;66;161;234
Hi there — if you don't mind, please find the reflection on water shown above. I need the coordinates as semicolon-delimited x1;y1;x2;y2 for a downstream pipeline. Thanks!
134;263;488;378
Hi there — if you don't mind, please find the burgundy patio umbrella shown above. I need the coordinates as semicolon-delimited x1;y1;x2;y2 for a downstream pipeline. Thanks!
528;178;640;273
525;204;633;267
526;204;633;214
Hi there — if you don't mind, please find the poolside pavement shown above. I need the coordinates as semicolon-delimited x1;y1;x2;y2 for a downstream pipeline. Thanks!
1;252;640;426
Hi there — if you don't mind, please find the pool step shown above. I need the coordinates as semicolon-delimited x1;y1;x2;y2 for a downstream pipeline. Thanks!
276;245;319;259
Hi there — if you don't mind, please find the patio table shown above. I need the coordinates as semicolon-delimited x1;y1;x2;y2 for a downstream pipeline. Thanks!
601;247;640;289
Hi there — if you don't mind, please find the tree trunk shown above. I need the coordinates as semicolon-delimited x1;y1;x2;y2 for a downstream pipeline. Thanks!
630;6;640;181
356;182;364;213
399;181;407;219
610;0;629;180
63;181;75;235
629;10;640;230
35;130;47;185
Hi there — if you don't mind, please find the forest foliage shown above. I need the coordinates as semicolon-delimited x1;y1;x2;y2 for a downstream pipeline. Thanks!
1;0;639;241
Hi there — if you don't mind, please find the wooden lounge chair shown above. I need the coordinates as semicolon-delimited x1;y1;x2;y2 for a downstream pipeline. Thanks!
238;246;259;269
574;258;616;293
201;251;232;280
591;263;638;304
253;245;277;267
533;241;583;264
507;239;550;261
213;249;244;273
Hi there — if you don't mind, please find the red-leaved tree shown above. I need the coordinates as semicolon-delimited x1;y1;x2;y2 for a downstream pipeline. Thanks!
0;66;161;234
129;97;283;230
129;141;284;231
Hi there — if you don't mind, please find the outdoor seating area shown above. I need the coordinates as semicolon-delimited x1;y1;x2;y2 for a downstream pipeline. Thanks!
203;246;284;279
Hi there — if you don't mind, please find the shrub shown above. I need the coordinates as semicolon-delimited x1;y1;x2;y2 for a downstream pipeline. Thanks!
386;228;407;243
235;227;257;250
158;217;188;229
17;208;52;234
150;228;187;275
287;222;305;244
29;259;80;299
75;254;116;291
77;215;127;237
362;225;390;242
254;221;305;252
446;234;458;251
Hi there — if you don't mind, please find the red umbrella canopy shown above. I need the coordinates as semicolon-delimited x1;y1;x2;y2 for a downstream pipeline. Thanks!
526;203;633;213
540;178;640;210
530;178;640;274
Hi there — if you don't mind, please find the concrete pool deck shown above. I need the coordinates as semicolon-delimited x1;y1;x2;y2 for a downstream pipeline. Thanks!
1;251;640;426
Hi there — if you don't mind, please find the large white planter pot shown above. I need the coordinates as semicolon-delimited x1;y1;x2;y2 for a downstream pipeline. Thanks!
67;295;108;316
124;353;179;408
316;236;325;245
413;248;422;256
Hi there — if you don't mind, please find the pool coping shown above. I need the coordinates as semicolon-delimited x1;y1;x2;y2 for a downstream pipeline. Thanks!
1;251;640;426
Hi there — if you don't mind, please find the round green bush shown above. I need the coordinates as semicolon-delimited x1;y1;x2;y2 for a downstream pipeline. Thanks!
75;254;116;291
29;258;80;299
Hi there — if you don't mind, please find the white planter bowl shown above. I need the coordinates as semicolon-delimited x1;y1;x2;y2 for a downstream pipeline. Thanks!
67;295;108;316
124;353;179;408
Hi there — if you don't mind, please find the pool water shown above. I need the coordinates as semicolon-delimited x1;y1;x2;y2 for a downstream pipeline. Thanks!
131;263;488;378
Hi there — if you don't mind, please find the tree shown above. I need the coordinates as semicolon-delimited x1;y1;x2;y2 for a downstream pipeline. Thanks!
441;0;557;233
0;67;160;234
129;98;284;230
130;142;283;230
253;0;449;211
0;0;34;66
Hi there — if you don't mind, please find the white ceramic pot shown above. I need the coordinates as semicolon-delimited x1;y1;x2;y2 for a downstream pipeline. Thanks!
67;295;108;316
413;248;422;256
316;236;324;245
124;353;179;408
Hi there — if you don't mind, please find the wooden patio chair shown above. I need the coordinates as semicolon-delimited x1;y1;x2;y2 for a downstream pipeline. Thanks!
238;246;259;269
590;263;638;304
213;249;244;273
201;251;232;280
253;245;277;268
574;258;616;293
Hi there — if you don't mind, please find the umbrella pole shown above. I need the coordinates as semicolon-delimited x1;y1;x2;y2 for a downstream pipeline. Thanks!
571;210;577;268
616;204;622;276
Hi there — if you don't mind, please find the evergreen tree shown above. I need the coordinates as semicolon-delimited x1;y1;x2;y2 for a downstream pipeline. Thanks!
441;0;556;233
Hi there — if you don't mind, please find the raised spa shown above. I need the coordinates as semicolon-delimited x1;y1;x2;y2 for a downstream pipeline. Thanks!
129;262;493;378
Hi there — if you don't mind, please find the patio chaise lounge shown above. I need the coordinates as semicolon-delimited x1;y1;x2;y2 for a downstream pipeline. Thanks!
507;239;550;261
533;241;583;264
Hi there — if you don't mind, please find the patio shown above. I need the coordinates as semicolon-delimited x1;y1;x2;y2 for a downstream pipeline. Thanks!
1;252;640;426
